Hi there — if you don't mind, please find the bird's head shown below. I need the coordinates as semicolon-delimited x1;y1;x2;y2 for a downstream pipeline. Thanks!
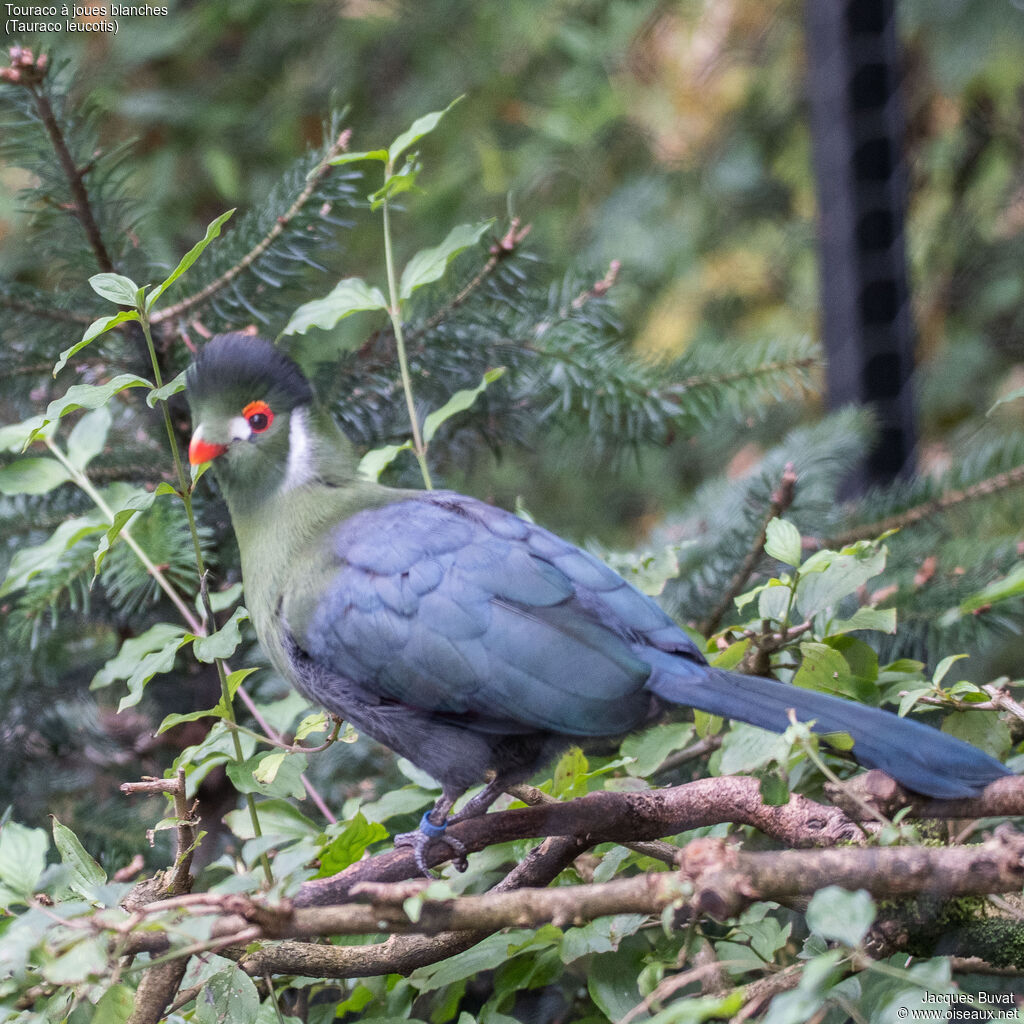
186;333;315;505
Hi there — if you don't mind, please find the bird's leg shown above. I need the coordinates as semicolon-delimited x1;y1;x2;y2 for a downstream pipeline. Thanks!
394;789;468;876
447;776;506;824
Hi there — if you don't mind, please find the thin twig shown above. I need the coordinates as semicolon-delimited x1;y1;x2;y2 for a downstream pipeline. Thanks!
700;463;798;636
151;128;352;326
827;463;1024;547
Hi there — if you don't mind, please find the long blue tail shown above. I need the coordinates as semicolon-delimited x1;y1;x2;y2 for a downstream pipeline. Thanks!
644;656;1011;798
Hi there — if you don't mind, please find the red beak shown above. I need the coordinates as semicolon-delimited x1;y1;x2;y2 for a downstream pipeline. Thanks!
188;436;228;465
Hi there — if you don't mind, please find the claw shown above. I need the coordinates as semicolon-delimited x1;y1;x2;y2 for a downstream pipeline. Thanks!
395;812;468;876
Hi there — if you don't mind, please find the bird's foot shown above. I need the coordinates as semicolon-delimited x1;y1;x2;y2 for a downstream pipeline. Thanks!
394;812;468;876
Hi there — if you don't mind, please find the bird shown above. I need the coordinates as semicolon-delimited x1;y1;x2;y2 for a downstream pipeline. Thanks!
186;332;1012;873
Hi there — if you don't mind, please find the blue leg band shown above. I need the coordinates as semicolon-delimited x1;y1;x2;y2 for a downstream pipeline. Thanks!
419;812;448;838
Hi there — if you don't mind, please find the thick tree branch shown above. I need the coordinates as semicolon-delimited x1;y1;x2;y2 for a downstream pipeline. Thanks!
294;774;865;907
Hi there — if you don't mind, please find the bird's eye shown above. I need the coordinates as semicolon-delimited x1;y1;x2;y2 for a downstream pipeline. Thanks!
242;400;274;433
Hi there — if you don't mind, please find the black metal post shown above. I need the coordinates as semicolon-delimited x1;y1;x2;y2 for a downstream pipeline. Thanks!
805;0;917;491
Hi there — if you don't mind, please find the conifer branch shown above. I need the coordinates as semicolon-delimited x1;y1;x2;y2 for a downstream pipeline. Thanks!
828;462;1024;547
3;47;117;274
700;463;798;636
151;128;353;326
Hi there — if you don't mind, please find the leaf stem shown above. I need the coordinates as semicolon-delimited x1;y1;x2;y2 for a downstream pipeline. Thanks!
381;160;433;490
43;438;202;634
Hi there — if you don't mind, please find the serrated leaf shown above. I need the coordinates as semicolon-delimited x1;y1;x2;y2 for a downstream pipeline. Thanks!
147;369;188;407
0;457;71;496
316;813;388;876
146;208;235;311
284;277;387;335
51;817;106;896
54;310;141;376
765;517;802;567
422;367;505;444
358;440;413;481
89;272;140;306
388;97;462;163
805;886;875;946
399;220;491;300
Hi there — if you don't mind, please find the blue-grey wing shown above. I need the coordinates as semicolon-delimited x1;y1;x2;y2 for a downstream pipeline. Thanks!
300;493;697;736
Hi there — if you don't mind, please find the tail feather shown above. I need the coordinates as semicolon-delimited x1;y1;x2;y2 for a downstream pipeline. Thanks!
644;658;1011;798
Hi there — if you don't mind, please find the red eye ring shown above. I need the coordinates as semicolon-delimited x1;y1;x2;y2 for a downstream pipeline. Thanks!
243;400;274;433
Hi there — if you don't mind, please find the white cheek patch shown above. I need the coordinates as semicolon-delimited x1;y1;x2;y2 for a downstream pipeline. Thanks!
229;415;251;442
281;406;315;491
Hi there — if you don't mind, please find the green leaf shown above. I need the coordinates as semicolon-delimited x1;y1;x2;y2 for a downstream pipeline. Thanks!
759;772;790;806
146;208;235;311
796;546;886;619
620;721;694;777
227;751;307;799
191;607;249;663
958;561;1024;614
295;711;328;741
941;709;1012;760
552;746;588;800
35;375;153;438
758;579;793;622
51;816;106;896
411;928;539;992
0;457;71;496
316;813;388;876
794;642;875;702
828;606;897;634
388;98;462;163
805;886;875;946
932;653;968;687
559;914;646;964
195;965;260;1024
718;723;787;775
0;822;48;908
93;488;158;578
92;622;187;689
89;272;141;306
422;366;505;444
157;667;257;735
147;368;188;407
284;276;388;335
53;310;141;376
117;636;187;711
0;413;50;452
358;440;412;481
399;221;491;300
42;935;108;985
67;405;112;470
223;799;319;842
1;513;106;596
764;517;802;567
329;148;389;165
988;384;1024;414
369;164;423;211
91;984;135;1024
